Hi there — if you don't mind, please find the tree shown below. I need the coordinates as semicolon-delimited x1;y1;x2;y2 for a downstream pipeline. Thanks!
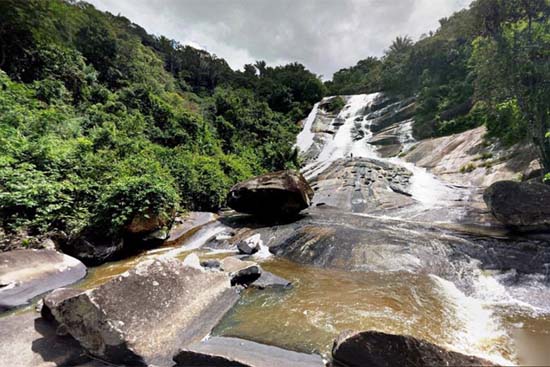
471;0;550;173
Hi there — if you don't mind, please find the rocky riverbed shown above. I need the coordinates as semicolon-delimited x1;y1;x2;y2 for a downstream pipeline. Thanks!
1;93;549;366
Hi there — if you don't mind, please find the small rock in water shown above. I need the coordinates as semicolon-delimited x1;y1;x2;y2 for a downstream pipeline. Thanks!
250;271;292;290
236;235;262;255
201;259;222;270
221;257;262;287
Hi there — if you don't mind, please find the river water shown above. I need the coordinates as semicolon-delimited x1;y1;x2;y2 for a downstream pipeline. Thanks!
216;94;549;365
13;93;549;365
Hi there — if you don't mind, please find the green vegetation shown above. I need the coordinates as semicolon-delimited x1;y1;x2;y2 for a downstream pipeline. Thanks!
322;96;346;114
460;163;477;173
328;0;550;174
0;0;325;242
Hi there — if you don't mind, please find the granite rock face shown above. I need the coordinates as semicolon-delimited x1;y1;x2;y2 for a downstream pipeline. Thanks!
46;257;240;366
0;249;86;312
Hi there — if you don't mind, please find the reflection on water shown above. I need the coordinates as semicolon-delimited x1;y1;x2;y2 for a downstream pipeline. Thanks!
508;313;550;366
213;258;514;363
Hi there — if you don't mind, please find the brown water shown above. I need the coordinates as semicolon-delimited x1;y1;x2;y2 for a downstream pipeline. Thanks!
213;258;515;363
52;243;550;366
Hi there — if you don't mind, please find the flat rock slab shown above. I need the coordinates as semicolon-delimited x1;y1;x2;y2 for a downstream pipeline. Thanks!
173;336;325;367
0;249;86;311
48;257;240;366
0;311;91;367
250;271;292;290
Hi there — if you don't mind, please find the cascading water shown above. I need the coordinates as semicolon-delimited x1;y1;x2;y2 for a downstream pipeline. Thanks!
59;94;549;366
300;93;466;210
291;93;550;364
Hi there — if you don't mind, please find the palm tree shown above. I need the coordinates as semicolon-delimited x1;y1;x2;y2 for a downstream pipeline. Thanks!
388;36;414;54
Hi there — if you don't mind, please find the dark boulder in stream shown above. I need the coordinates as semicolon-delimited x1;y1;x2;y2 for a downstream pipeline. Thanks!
484;180;550;232
59;232;125;266
331;330;498;367
227;170;314;218
173;336;324;367
45;257;240;366
0;249;86;312
250;271;292;290
221;257;262;287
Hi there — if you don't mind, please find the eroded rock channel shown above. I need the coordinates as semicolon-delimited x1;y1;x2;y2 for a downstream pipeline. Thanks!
1;93;549;366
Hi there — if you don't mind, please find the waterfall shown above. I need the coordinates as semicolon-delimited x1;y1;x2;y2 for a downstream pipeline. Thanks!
296;102;320;153
295;94;550;364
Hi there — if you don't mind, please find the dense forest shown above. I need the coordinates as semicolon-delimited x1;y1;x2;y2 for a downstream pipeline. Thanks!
0;0;548;248
0;0;325;246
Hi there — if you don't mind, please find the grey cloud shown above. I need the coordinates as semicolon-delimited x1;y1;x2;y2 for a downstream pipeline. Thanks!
88;0;471;78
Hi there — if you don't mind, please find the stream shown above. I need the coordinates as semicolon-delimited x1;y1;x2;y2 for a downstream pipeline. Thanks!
8;93;549;366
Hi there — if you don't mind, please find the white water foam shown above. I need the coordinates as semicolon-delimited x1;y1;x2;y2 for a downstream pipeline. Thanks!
431;274;513;365
296;102;320;153
297;92;461;208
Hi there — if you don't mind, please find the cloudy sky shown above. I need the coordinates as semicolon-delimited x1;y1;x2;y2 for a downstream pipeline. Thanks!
88;0;471;78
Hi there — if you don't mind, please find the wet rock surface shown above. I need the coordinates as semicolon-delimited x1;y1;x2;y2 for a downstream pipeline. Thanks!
303;158;413;214
46;257;240;366
0;249;86;312
227;170;314;218
217;208;550;277
365;98;416;133
221;257;262;287
173;336;324;367
331;330;498;367
484;180;550;232
250;271;292;290
404;126;540;188
167;212;217;245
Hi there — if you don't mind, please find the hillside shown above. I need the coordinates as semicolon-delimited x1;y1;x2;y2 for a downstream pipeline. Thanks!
0;0;325;249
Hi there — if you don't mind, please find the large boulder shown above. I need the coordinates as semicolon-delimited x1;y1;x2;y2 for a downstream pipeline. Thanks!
227;170;314;218
125;209;173;235
331;331;498;367
484;180;550;232
59;233;124;266
0;249;86;312
173;336;324;367
46;257;240;366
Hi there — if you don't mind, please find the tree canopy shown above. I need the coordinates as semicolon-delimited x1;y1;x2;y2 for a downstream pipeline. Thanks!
0;0;324;242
